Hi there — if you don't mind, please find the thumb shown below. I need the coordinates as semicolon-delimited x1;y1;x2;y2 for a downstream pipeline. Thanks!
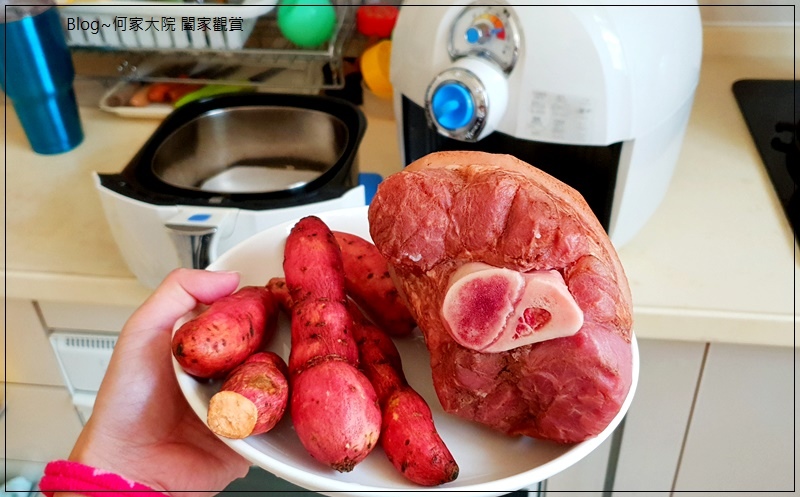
124;268;241;335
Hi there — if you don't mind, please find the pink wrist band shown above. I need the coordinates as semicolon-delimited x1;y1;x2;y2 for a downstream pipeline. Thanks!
39;460;168;497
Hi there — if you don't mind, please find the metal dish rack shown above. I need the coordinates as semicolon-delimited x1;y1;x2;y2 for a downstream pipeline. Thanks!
68;1;359;92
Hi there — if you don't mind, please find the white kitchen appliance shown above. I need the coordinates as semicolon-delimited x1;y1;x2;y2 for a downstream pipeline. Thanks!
95;93;367;288
391;1;702;247
49;331;117;424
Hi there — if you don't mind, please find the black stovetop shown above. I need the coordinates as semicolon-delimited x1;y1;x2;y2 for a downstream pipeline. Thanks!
732;79;798;237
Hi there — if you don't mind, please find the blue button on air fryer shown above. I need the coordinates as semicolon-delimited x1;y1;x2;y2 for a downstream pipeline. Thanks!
188;213;212;222
431;82;474;131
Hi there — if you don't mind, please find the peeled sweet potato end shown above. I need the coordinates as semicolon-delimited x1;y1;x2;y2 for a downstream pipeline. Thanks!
207;390;258;439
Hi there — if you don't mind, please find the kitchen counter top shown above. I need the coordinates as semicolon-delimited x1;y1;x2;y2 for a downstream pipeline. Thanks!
3;27;797;347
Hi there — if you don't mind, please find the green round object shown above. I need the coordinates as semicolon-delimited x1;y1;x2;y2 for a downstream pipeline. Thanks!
277;0;337;48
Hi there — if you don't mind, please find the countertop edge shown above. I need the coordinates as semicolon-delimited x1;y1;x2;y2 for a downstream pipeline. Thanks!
4;270;152;307
4;270;796;348
633;305;797;349
702;25;797;59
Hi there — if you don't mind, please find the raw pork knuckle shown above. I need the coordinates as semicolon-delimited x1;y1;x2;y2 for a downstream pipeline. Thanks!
368;151;633;444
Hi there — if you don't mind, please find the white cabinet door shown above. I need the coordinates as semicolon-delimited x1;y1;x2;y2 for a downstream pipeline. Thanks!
613;339;705;495
4;383;84;463
539;434;613;496
673;342;794;493
6;299;65;386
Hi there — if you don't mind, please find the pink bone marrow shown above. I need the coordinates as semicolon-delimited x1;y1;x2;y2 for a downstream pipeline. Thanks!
441;262;584;353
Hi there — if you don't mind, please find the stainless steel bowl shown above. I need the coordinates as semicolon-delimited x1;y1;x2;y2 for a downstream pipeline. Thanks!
152;105;351;194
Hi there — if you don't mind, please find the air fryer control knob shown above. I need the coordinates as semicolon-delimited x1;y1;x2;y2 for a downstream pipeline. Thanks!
425;57;508;142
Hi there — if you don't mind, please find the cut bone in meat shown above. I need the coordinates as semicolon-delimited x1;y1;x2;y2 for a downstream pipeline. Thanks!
442;262;584;353
368;151;633;444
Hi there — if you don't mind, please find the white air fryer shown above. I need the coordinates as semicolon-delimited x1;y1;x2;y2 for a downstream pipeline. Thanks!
391;1;702;247
95;93;367;289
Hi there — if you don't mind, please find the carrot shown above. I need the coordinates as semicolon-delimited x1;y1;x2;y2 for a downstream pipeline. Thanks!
166;83;204;103
334;231;416;337
146;82;180;103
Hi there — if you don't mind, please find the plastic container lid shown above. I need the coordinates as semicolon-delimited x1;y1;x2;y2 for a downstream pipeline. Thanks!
360;40;393;100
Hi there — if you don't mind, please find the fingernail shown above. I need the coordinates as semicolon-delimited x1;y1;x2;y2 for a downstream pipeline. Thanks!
214;270;241;276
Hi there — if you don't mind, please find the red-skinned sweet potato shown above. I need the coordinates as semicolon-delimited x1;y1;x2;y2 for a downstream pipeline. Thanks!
283;217;346;305
290;359;381;472
283;216;381;472
347;301;459;486
380;388;459;485
207;352;289;439
266;277;291;313
287;299;359;379
334;231;416;337
172;286;278;379
267;277;359;379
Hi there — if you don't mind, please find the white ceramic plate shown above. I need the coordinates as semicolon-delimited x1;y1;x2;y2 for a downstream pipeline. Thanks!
172;205;640;497
99;82;173;119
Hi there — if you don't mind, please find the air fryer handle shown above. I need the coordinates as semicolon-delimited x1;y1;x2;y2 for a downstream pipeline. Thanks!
164;224;217;269
164;208;236;270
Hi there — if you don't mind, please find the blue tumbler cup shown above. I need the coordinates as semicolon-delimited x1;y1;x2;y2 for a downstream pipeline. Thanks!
1;2;84;154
